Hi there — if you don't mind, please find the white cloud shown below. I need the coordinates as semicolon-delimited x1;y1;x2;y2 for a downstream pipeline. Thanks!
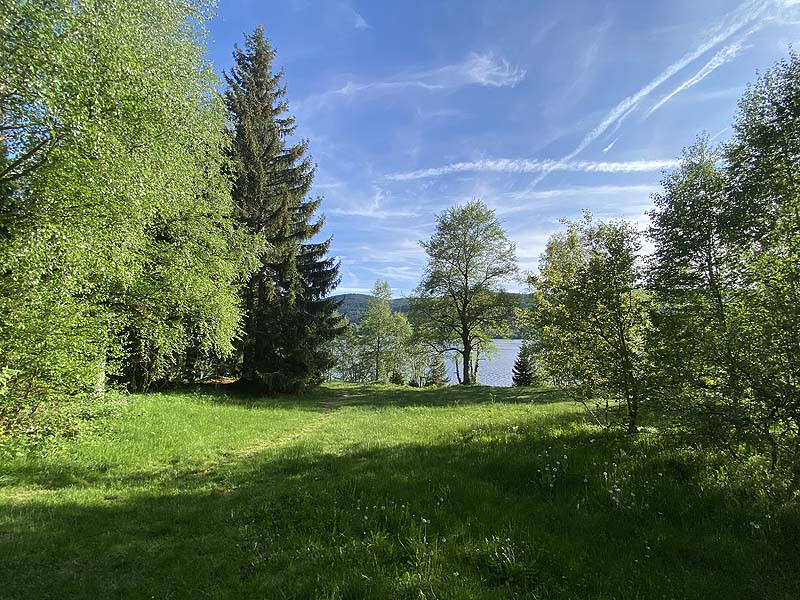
332;286;373;295
646;35;753;117
577;2;767;150
385;158;678;181
343;246;424;266
602;137;619;153
710;126;731;141
328;188;419;218
352;10;370;30
514;183;658;201
490;184;660;216
452;52;526;88
300;52;525;110
363;265;421;281
526;0;771;189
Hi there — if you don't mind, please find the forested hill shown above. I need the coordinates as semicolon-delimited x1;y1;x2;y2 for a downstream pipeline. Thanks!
331;292;533;336
330;294;409;323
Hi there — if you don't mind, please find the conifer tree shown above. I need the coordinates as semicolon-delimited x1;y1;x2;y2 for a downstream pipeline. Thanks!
225;26;344;394
424;354;450;387
511;348;535;387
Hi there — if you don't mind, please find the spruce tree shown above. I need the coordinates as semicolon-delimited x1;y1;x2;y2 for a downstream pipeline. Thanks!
511;348;535;387
424;355;450;387
225;26;344;394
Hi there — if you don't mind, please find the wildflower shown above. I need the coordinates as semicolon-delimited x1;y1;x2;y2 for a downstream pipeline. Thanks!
563;455;567;460
422;517;430;524
453;572;459;577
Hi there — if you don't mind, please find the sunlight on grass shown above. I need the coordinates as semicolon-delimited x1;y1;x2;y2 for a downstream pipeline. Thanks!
1;383;798;599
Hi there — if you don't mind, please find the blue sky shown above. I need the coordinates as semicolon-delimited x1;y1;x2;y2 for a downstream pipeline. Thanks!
206;0;800;296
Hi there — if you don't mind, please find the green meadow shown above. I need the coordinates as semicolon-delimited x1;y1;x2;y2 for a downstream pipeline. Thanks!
1;384;798;599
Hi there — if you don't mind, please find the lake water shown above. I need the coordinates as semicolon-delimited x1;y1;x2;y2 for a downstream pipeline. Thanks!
444;338;522;387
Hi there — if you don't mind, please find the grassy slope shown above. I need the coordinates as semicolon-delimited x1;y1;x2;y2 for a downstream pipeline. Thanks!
0;384;798;599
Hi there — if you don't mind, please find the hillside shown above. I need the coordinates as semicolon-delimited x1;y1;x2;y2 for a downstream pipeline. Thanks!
331;293;410;323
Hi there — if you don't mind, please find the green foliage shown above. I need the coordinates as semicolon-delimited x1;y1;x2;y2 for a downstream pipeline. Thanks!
359;281;412;382
328;293;409;323
724;53;800;474
403;340;448;387
328;318;371;383
411;200;517;385
648;53;800;474
647;138;743;445
526;214;650;432
511;347;536;387
329;282;416;385
423;353;450;387
0;0;255;426
225;26;344;394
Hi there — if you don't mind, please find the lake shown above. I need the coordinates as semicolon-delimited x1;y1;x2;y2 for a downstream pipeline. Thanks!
445;338;522;387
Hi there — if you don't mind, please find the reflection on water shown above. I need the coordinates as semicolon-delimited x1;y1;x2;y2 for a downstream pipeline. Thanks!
445;339;522;387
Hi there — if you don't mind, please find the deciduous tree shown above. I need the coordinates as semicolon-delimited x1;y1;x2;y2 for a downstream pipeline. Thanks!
528;215;649;432
410;200;517;385
359;281;411;382
0;0;254;426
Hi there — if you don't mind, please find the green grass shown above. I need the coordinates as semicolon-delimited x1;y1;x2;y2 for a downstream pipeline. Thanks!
1;383;798;599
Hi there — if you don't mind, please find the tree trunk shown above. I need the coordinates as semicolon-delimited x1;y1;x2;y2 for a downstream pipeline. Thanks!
626;393;639;434
240;273;259;383
462;338;472;385
374;335;382;382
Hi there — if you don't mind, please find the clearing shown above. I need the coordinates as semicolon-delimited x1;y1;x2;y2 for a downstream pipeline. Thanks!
0;383;797;599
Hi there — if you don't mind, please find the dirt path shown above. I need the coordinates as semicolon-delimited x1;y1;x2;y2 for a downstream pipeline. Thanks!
231;392;343;460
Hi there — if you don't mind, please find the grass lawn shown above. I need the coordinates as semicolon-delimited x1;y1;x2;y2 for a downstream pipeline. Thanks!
0;383;798;599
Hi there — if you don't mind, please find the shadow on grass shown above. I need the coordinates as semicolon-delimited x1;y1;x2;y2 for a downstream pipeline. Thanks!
0;385;568;492
140;382;568;412
325;384;567;409
2;411;798;600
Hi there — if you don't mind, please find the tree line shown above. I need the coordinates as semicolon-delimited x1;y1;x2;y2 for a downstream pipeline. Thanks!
1;0;342;433
518;53;800;476
329;280;449;387
329;200;519;388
